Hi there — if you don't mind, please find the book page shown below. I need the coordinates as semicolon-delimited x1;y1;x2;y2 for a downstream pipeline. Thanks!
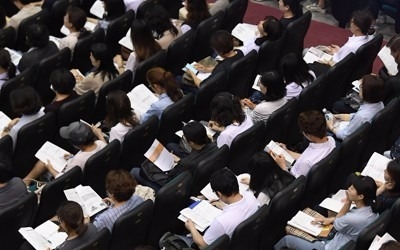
90;0;105;19
287;211;323;237
319;198;345;213
5;47;22;65
361;152;391;183
351;80;361;93
20;221;68;250
35;141;70;173
19;227;52;250
368;233;397;250
264;140;295;165
231;23;258;43
118;29;133;51
179;200;223;231
252;74;261;91
303;47;333;64
144;139;175;172
0;111;11;135
127;84;158;115
75;185;108;217
378;46;398;76
200;175;250;201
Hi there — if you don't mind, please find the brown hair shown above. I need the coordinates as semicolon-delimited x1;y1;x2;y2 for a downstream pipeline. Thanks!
130;19;161;63
298;110;327;139
105;170;137;202
57;201;87;236
361;74;385;103
146;67;183;102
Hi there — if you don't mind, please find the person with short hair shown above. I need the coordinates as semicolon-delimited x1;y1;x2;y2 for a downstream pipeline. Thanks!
0;48;17;90
9;0;41;30
375;160;400;212
0;153;28;209
44;69;78;114
184;168;259;248
59;6;88;53
274;175;379;250
270;110;336;178
278;0;303;29
56;201;98;250
179;0;211;32
327;74;385;140
93;169;144;231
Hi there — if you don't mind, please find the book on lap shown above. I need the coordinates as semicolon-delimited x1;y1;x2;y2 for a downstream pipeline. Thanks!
64;185;108;217
35;141;72;173
231;23;258;43
361;152;391;183
19;220;67;250
126;84;159;116
144;139;176;172
178;200;223;232
303;46;333;64
264;140;295;167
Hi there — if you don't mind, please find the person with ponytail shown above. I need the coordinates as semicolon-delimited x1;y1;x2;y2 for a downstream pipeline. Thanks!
56;201;97;250
140;67;183;122
275;175;379;250
0;48;17;90
59;6;89;53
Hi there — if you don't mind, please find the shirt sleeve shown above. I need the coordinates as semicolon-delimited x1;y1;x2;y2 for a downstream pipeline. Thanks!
141;102;160;123
335;112;363;140
290;158;312;178
203;219;225;245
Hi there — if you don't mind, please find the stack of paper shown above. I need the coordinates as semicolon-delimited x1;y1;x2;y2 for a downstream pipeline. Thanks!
264;140;295;166
200;174;250;201
35;141;71;173
19;220;67;250
378;46;398;76
231;23;258;43
178;200;223;232
303;47;333;64
361;152;391;183
64;185;108;217
287;211;323;237
144;139;176;172
127;84;158;115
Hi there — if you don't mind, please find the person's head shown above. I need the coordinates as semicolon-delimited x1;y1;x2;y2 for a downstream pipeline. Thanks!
359;74;385;103
385;160;400;193
59;121;96;148
103;0;125;19
379;240;400;250
210;92;245;127
146;67;183;102
0;48;16;78
0;153;13;184
182;121;211;146
185;0;210;28
257;16;282;41
348;175;377;208
0;6;6;30
49;68;76;95
280;53;314;87
10;86;42;115
279;0;302;18
210;30;234;56
26;23;49;48
56;201;87;236
145;5;178;38
105;170;137;202
130;19;161;62
387;34;400;65
64;6;87;33
210;168;239;198
259;71;286;101
350;9;373;35
105;90;139;128
90;43;118;80
297;110;327;140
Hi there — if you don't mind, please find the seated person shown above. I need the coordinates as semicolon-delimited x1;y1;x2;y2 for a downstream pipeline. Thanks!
140;67;183;122
209;0;231;15
72;43;119;96
131;121;218;191
278;0;303;29
18;23;59;72
179;0;210;32
56;201;98;249
380;34;400;103
0;153;28;210
184;168;259;248
0;48;17;90
375;160;400;212
327;74;385;140
59;6;88;53
186;30;244;90
1;87;45;149
90;0;126;31
9;0;41;30
241;151;295;205
44;69;78;114
23;121;107;184
274;175;379;250
93;169;144;231
270;110;336;178
242;71;287;124
209;92;253;148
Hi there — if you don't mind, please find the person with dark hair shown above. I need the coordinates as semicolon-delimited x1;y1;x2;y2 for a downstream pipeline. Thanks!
56;201;98;250
0;48;17;89
209;92;253;148
9;0;41;30
0;6;6;29
0;153;28;209
184;168;259;248
179;0;211;32
278;0;303;29
280;53;316;99
93;169;144;231
271;110;336;178
72;43;119;96
376;160;400;212
90;0;126;31
92;90;140;143
241;151;295;205
18;23;59;72
1;86;44;149
59;6;88;53
327;74;385;140
44;69;78;114
140;67;183;122
23;121;107;185
379;240;400;250
242;71;287;124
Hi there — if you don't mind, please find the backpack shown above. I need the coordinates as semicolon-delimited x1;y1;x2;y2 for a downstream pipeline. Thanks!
159;232;195;250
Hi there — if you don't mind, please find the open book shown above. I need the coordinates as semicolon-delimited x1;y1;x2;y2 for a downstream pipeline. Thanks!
361;152;391;183
200;173;250;201
231;23;258;43
378;46;398;76
127;84;158;116
178;200;223;232
35;141;72;173
19;220;68;250
5;47;22;65
264;140;296;166
252;74;261;91
287;210;323;237
119;29;133;51
90;0;105;18
368;233;397;250
319;189;355;213
303;46;333;64
0;111;11;136
64;185;108;217
144;139;176;172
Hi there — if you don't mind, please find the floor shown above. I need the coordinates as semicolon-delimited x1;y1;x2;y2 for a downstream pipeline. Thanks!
250;0;397;41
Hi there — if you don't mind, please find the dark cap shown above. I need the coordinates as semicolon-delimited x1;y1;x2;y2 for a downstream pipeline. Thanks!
59;121;93;146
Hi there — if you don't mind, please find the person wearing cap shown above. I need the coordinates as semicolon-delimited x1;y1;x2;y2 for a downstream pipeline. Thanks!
23;121;106;185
